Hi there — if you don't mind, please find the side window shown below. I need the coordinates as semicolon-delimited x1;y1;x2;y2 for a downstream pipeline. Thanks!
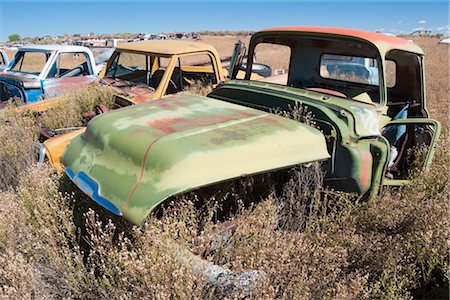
166;54;218;95
0;54;4;65
47;52;89;78
386;60;396;88
254;43;291;84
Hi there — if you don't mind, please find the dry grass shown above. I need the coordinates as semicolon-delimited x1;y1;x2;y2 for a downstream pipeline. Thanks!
0;36;448;299
38;84;117;130
183;80;213;96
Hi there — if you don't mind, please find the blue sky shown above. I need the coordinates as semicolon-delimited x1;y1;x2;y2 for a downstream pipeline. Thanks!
0;0;448;41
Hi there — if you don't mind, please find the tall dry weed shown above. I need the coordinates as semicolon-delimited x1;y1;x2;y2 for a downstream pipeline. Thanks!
0;108;39;190
38;85;117;131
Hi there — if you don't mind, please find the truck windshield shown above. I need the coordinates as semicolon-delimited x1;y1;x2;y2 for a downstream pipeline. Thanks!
10;51;50;75
105;51;170;89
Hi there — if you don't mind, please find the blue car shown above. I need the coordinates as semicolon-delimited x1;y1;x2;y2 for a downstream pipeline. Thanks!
0;45;110;105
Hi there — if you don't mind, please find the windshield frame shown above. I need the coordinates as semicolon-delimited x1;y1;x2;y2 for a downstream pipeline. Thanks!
103;50;177;98
244;31;387;109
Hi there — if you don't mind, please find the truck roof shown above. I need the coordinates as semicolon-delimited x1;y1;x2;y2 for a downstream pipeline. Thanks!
17;44;92;53
116;40;220;55
261;26;424;56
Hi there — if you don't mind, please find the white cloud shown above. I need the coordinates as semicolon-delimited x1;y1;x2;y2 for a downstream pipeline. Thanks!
418;20;426;24
436;25;450;36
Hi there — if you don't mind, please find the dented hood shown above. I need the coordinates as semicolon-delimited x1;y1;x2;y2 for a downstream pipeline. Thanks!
62;93;330;224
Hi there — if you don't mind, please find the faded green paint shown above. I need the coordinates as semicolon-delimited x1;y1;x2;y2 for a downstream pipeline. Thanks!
62;93;330;224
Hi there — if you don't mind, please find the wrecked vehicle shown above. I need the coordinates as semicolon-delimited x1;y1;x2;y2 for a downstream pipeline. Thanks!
0;49;9;71
0;45;110;105
61;27;440;225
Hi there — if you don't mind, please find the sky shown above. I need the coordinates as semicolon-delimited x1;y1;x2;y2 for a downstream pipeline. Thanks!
0;0;449;42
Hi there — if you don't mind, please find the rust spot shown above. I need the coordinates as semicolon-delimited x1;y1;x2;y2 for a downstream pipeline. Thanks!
147;111;258;135
149;95;199;110
43;76;97;95
209;128;250;145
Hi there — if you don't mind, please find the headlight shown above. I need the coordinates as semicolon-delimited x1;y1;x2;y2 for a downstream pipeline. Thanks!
23;81;41;89
33;142;47;164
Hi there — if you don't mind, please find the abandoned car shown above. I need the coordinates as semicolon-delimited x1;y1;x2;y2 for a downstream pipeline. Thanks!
0;45;110;105
59;27;439;225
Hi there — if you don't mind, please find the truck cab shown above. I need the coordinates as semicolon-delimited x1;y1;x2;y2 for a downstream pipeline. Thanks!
0;45;103;105
217;27;440;194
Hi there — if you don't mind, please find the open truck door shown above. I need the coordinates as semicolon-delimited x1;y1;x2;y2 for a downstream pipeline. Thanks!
382;118;441;186
228;39;246;80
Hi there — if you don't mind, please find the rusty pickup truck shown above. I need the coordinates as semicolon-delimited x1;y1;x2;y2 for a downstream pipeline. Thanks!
58;27;440;225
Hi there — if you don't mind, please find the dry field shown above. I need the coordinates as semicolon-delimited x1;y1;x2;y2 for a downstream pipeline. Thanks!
0;35;448;299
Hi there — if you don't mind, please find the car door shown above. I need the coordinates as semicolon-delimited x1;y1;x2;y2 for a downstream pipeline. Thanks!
382;118;440;186
42;52;96;98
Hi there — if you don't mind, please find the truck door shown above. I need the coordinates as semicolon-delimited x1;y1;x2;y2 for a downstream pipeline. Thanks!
382;118;440;186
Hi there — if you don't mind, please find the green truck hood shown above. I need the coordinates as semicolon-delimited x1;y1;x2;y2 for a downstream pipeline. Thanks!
62;93;330;224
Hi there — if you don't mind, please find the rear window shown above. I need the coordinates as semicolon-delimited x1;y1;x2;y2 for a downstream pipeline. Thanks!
320;54;379;86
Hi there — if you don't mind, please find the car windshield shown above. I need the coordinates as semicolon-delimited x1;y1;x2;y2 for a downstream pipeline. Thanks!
10;51;51;75
105;51;171;89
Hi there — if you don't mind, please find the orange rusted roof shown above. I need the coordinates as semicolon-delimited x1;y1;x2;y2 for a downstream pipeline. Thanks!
261;26;424;55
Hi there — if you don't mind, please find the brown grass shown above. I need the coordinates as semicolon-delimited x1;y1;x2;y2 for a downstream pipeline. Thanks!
38;84;117;130
0;36;448;299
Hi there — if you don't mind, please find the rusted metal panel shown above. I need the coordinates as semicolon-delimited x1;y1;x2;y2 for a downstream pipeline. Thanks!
42;75;98;97
101;77;156;104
